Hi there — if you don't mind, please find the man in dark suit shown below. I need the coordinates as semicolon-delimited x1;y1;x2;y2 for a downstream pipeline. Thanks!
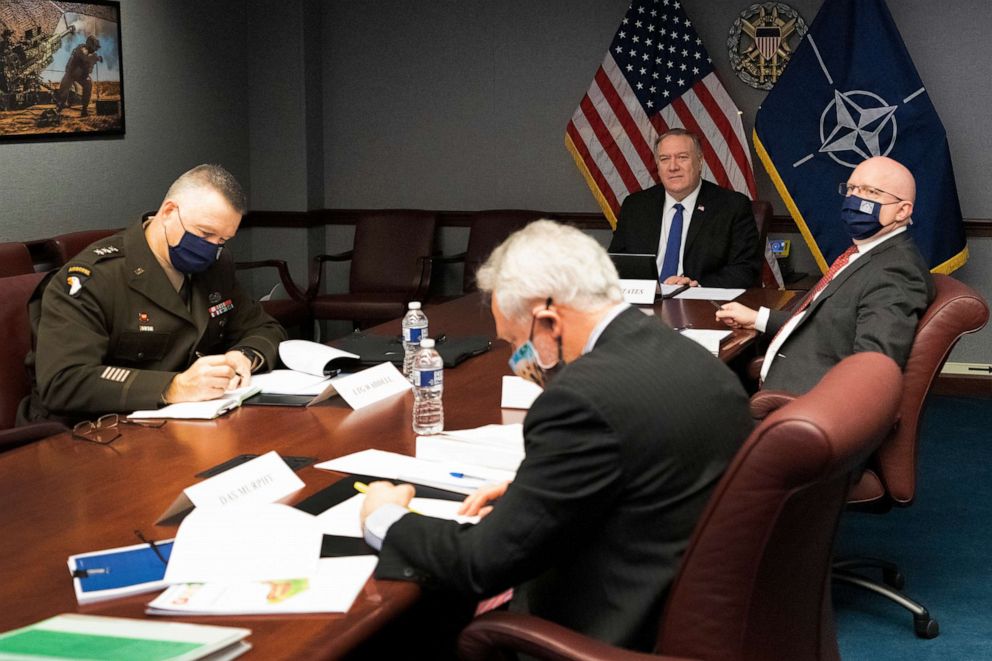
716;156;934;394
608;128;762;288
360;221;752;652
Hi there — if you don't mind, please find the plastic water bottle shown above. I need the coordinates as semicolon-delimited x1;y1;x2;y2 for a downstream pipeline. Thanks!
412;338;444;435
401;301;428;380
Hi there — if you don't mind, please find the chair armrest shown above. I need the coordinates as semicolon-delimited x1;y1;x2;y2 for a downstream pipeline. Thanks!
457;611;694;661
429;251;468;265
749;389;798;421
747;355;764;382
235;259;307;301
0;422;69;452
307;251;355;297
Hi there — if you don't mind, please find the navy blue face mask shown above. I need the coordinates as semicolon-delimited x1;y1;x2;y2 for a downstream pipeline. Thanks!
840;194;889;240
167;207;222;274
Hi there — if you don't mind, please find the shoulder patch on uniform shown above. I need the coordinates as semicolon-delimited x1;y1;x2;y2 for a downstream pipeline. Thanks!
66;273;88;297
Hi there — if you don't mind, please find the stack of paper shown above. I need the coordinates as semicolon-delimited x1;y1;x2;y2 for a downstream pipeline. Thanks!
674;286;745;301
500;376;543;409
316;494;479;538
148;557;377;616
0;614;250;660
316;449;515;495
679;329;732;356
415;424;525;472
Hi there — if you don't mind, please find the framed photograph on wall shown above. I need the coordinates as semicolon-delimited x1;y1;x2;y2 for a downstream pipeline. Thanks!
0;0;124;140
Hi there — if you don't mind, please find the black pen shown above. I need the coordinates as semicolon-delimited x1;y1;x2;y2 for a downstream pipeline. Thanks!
710;301;724;310
134;529;168;566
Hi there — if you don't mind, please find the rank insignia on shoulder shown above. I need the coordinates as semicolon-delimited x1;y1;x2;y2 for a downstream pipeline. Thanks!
67;265;92;278
92;245;119;257
66;274;88;297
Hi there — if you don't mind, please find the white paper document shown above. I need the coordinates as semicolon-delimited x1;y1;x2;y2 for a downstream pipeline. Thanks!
501;376;543;409
674;286;745;301
148;557;378;616
679;329;732;356
279;339;359;376
416;424;525;472
660;283;686;297
315;449;515;495
164;504;322;584
129;385;260;420
251;370;334;395
316;494;479;538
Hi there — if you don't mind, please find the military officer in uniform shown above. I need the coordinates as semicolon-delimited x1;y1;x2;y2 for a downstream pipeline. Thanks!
18;164;287;425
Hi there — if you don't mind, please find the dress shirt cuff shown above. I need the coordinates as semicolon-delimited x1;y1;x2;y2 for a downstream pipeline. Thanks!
755;306;770;333
363;503;409;551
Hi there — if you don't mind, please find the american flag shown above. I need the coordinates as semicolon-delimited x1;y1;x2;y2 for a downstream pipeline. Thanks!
566;0;784;287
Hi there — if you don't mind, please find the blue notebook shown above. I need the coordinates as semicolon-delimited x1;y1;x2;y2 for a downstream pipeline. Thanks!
68;540;173;604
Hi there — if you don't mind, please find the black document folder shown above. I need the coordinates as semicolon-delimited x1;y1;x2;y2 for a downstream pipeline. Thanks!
333;332;491;368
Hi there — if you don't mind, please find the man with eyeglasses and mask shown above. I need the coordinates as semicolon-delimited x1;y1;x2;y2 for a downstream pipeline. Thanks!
18;164;286;426
358;220;751;653
715;156;935;395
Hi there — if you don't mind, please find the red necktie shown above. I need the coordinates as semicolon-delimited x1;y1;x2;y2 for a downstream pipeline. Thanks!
793;244;859;316
770;244;858;347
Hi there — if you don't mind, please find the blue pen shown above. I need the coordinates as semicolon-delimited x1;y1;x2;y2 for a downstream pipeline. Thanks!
450;472;487;480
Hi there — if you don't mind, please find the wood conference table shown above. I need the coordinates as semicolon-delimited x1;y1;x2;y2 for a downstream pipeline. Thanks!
0;288;796;658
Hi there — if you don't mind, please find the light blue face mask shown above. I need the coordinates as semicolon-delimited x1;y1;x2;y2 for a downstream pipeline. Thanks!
507;298;563;388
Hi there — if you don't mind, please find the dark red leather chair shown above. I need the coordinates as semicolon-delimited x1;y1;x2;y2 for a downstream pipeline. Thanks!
0;272;68;451
309;210;437;329
432;210;541;296
235;259;311;335
0;242;35;277
458;352;903;661
750;274;990;638
48;229;121;266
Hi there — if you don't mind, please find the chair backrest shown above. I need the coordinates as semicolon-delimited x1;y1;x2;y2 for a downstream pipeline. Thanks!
657;352;903;661
350;210;437;294
0;272;48;430
462;210;541;292
0;242;35;277
877;274;989;504
48;229;119;266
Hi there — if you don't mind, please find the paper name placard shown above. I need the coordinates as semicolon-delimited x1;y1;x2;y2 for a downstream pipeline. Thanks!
332;361;412;410
500;376;543;410
618;278;657;305
156;451;304;524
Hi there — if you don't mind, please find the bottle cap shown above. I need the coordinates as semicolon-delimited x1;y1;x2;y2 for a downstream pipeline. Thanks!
408;301;421;310
420;338;435;348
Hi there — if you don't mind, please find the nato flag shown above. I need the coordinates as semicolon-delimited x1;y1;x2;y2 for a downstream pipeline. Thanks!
753;0;967;274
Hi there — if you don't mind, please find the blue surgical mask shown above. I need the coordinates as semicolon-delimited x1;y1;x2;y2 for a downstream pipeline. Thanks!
840;194;886;240
507;299;564;388
167;207;222;274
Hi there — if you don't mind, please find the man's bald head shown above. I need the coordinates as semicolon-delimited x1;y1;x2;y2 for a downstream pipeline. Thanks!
850;156;916;203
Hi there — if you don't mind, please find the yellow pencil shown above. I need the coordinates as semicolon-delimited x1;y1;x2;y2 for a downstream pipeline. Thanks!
353;481;422;514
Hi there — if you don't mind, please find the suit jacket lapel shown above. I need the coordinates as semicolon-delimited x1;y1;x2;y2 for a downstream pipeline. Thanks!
800;232;908;319
124;223;195;325
682;180;712;257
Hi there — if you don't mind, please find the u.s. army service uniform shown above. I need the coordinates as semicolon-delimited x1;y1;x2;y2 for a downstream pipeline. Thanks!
19;221;287;424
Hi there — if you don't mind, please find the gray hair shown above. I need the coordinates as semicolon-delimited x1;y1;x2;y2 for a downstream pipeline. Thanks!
165;164;247;214
476;220;623;321
655;128;703;158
